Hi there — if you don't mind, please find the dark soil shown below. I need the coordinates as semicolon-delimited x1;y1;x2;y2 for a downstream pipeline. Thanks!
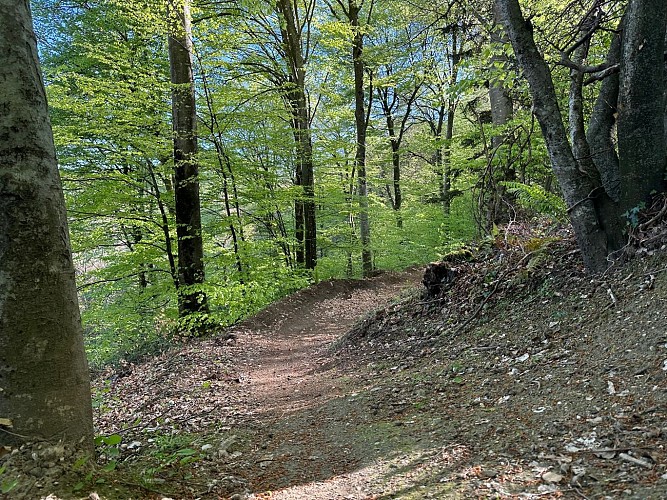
5;223;667;499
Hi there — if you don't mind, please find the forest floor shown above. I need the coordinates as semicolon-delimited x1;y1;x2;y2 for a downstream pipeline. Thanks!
7;222;667;499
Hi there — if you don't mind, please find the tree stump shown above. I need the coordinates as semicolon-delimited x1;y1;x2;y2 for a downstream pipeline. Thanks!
423;262;458;297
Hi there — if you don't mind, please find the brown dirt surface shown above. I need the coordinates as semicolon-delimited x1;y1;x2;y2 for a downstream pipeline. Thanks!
13;222;667;500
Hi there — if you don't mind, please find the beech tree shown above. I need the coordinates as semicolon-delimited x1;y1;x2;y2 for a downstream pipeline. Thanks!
0;0;93;447
276;0;318;269
168;0;209;317
497;0;667;272
372;10;424;227
326;0;375;277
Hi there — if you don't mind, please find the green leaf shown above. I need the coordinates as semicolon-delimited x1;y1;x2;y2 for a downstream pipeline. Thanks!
103;434;122;446
1;478;19;494
175;448;197;456
102;461;117;472
72;456;89;471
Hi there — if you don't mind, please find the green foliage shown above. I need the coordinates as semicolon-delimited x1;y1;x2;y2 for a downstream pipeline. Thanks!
623;202;646;228
33;0;560;371
95;433;123;461
145;432;203;469
0;465;19;495
501;181;567;219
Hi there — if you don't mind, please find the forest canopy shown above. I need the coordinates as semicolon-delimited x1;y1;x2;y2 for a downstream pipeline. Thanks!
31;0;664;367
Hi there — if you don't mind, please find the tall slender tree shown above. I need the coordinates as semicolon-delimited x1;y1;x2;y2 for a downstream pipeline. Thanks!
327;0;374;276
276;0;317;269
416;15;470;215
167;0;209;318
373;16;423;227
0;0;93;448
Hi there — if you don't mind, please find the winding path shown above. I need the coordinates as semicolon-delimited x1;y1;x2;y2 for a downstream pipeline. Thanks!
228;271;421;498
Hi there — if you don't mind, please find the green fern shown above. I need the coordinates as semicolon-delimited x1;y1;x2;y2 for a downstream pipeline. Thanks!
501;181;567;218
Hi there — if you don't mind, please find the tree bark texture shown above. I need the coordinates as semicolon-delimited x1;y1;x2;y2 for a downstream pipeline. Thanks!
350;0;373;277
617;0;667;214
0;0;93;447
167;0;209;317
570;13;625;252
489;0;516;215
587;21;622;203
277;0;317;269
489;5;514;150
496;0;612;272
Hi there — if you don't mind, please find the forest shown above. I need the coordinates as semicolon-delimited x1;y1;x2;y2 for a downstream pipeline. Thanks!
2;0;667;498
33;0;547;367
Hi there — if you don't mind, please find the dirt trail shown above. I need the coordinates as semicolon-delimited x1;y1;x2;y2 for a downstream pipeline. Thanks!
81;244;667;500
228;271;422;498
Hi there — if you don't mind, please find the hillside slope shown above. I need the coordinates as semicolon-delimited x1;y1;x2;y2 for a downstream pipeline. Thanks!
8;225;667;500
333;226;667;498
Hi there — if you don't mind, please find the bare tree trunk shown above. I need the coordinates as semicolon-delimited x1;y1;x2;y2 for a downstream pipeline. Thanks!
277;0;317;270
490;4;516;220
489;4;514;150
587;22;622;203
0;0;93;448
350;0;373;277
496;0;612;272
380;99;403;226
570;13;625;252
147;160;181;290
617;0;667;214
442;101;455;214
377;78;419;227
390;138;403;228
198;66;245;275
438;24;463;216
167;0;209;318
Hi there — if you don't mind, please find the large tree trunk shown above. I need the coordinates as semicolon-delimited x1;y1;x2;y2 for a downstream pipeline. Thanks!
496;0;613;272
350;0;373;277
486;7;517;226
167;0;209;318
570;13;625;252
277;0;317;270
587;19;622;204
617;0;667;214
0;0;93;448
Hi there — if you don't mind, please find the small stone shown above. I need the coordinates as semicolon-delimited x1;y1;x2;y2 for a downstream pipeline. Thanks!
481;468;498;478
542;471;563;483
30;467;44;477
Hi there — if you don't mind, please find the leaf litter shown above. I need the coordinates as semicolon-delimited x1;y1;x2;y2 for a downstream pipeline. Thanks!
5;220;667;499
